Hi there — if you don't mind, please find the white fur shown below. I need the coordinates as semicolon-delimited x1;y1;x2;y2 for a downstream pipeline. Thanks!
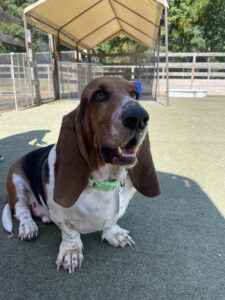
102;224;135;247
2;203;13;233
47;146;135;234
111;96;138;139
13;174;38;239
45;145;136;272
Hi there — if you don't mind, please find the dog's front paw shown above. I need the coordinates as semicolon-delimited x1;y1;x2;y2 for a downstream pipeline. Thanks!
19;219;38;240
102;224;135;248
56;242;83;273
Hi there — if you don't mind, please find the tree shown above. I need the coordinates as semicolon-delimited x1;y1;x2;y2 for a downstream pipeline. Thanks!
191;0;225;52
0;0;36;52
160;0;225;52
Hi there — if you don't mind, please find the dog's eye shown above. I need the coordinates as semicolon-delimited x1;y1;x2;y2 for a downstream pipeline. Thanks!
94;90;108;102
130;90;139;100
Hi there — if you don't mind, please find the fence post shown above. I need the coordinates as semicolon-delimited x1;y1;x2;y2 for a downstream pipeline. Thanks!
47;64;51;92
164;6;169;106
131;66;134;80
190;52;196;90
154;27;161;101
10;53;18;111
208;66;211;80
49;34;60;99
24;14;41;105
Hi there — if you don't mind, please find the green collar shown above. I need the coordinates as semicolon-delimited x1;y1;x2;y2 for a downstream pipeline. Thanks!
90;176;118;191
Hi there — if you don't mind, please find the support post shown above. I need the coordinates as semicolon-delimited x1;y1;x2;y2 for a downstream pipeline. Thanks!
164;6;169;106
87;50;91;63
49;34;60;99
155;27;161;101
24;14;40;105
10;53;18;111
76;44;79;62
138;54;142;81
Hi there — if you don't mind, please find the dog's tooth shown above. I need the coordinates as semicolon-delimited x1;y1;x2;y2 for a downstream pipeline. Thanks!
118;146;122;154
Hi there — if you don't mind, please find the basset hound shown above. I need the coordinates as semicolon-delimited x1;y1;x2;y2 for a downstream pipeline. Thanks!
2;77;161;273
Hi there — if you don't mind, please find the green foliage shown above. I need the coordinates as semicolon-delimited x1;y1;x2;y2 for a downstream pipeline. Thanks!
161;0;225;52
94;34;149;64
0;0;36;52
97;35;147;54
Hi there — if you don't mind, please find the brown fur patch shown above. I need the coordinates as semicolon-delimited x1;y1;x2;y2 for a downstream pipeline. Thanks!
6;158;30;209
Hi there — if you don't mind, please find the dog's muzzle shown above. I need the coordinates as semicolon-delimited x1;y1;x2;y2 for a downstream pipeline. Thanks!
122;105;149;131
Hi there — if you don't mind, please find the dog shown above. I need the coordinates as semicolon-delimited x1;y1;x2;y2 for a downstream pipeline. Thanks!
2;77;161;273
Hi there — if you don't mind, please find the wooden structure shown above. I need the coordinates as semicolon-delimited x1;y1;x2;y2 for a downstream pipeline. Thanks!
97;52;225;96
155;52;225;96
0;10;40;105
0;10;26;48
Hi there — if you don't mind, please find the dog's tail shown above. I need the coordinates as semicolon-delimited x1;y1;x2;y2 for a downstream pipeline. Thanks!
2;202;13;233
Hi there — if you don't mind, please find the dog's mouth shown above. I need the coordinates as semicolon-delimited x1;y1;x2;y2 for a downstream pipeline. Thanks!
100;137;137;165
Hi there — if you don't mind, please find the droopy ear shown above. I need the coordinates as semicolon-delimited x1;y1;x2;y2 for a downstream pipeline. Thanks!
53;108;90;208
128;133;161;197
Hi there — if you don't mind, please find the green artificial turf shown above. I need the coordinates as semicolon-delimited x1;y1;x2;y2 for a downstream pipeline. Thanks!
0;97;225;300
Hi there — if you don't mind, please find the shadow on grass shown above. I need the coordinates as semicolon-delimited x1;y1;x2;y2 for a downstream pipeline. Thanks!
0;129;50;166
0;130;51;200
0;131;225;299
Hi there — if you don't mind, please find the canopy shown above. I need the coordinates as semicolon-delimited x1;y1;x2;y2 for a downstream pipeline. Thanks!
24;0;168;51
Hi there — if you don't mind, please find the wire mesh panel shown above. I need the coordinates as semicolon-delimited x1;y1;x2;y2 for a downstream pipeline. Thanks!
36;52;54;101
97;53;157;99
58;62;103;99
58;62;78;99
140;53;157;98
0;53;33;111
33;28;55;102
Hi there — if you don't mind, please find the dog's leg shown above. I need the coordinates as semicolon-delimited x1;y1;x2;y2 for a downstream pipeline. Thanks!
102;224;135;248
11;174;39;240
55;221;83;274
15;197;39;240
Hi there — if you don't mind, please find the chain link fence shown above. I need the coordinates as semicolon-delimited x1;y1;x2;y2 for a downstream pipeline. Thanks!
36;52;54;101
0;51;103;111
59;61;103;99
0;53;33;111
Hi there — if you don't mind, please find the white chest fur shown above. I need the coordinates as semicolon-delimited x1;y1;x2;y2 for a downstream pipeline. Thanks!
46;146;136;234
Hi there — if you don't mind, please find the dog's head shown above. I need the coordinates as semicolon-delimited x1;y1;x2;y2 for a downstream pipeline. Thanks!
54;77;161;207
80;77;149;167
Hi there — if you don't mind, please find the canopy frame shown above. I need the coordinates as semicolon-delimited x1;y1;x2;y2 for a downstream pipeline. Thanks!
23;0;169;105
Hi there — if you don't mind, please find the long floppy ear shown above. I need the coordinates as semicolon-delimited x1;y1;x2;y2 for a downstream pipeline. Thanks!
128;133;161;197
53;108;90;208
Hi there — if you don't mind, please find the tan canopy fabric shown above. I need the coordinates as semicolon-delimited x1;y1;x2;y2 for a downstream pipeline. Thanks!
24;0;168;51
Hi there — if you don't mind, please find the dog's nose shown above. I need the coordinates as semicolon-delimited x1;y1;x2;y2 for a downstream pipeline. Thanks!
122;106;149;130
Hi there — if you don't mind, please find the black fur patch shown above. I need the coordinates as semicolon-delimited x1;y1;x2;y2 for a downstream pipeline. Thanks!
21;144;54;205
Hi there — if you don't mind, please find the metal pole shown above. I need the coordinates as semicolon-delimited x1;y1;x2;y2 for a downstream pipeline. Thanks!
16;54;23;107
23;13;34;106
76;44;79;62
10;53;18;111
164;6;169;106
21;53;28;106
155;27;161;101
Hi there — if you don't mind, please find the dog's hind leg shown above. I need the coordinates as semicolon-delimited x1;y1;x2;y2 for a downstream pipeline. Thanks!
15;193;39;240
7;169;38;240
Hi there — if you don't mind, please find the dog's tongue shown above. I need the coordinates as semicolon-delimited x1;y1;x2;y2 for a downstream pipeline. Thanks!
118;145;136;157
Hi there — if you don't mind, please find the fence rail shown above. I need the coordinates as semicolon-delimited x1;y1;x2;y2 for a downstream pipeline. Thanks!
0;52;103;111
102;52;225;96
0;52;225;111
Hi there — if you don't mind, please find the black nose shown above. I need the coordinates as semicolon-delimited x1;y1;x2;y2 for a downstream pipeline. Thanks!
122;106;149;130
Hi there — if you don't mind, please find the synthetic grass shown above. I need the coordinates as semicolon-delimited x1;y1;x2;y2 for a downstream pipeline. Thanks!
0;97;225;300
